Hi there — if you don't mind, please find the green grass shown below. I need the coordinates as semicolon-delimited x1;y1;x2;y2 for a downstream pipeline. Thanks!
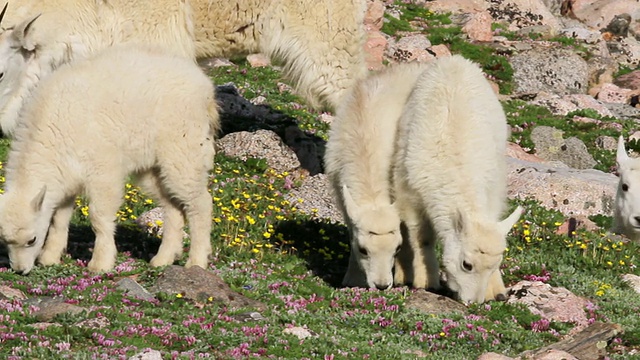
615;64;640;78
1;39;640;360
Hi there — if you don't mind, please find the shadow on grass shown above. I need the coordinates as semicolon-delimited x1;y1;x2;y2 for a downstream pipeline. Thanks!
274;217;350;288
0;223;161;269
67;223;161;263
273;217;458;299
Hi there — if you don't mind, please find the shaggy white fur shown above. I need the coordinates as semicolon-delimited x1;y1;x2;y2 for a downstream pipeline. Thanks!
192;0;367;110
0;0;195;137
325;63;427;290
0;44;219;274
392;55;522;303
0;0;366;136
613;136;640;242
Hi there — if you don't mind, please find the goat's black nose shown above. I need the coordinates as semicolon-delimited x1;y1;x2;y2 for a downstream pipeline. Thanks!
375;283;390;291
634;216;640;225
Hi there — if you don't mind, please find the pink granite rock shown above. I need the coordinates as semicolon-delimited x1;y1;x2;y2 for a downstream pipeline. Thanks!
463;11;494;42
364;0;385;31
246;53;271;67
365;31;388;70
614;70;640;90
507;281;591;327
596;83;634;103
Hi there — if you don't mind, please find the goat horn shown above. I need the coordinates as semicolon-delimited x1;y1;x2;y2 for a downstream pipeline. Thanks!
0;3;8;26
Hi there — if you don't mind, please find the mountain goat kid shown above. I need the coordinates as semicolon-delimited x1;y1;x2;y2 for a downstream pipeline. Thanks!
613;136;640;242
325;63;427;290
0;44;219;275
393;55;522;303
0;0;367;137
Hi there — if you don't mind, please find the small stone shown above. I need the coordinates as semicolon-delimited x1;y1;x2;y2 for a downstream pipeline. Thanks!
231;312;267;322
249;96;267;105
129;349;163;360
462;11;493;42
507;281;590;327
405;290;467;315
0;285;27;300
596;83;633;104
33;301;86;322
117;278;156;301
283;326;318;339
150;265;267;311
246;53;270;67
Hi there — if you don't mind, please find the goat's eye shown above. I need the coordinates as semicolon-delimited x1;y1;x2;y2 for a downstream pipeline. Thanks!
462;260;473;272
358;246;368;256
622;183;629;192
26;237;36;247
0;72;4;81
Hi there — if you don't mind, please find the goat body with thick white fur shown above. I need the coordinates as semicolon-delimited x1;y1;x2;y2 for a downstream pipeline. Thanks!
392;55;522;303
325;63;427;290
0;44;219;274
613;136;640;242
0;0;366;136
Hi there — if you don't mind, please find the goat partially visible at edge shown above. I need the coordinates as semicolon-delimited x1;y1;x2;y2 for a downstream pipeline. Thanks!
613;136;640;242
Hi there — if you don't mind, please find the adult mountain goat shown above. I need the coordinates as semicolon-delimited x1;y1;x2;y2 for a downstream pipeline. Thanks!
0;0;366;137
393;55;522;303
0;44;219;274
325;63;428;290
613;136;640;242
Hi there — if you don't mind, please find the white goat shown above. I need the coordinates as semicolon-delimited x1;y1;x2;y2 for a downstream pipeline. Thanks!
613;135;640;242
393;55;522;303
325;63;427;290
0;0;366;136
0;44;219;274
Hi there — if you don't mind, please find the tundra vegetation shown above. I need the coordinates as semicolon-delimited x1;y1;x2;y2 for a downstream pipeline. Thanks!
0;1;639;358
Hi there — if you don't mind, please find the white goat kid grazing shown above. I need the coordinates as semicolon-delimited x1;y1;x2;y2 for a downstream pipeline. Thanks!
613;136;640;242
393;55;522;303
0;0;367;136
0;44;219;274
325;63;427;290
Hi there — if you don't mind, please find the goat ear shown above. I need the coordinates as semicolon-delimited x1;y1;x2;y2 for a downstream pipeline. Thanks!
498;206;523;236
342;185;361;221
0;3;8;26
11;13;41;52
617;135;629;166
31;186;46;213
